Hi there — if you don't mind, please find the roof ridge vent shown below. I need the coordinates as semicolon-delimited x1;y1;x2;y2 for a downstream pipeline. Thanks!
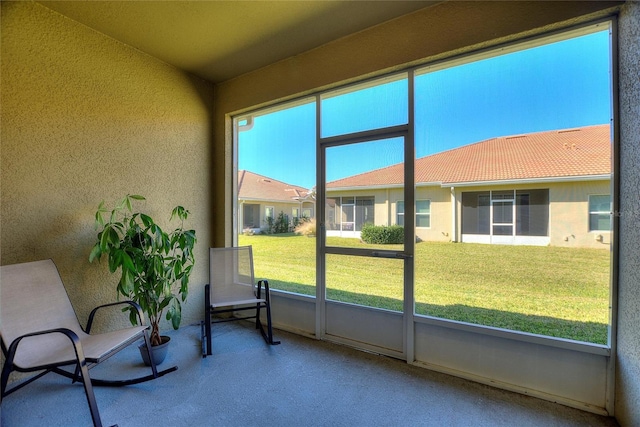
558;128;581;133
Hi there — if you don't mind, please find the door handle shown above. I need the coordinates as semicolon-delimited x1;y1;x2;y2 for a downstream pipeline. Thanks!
371;251;412;259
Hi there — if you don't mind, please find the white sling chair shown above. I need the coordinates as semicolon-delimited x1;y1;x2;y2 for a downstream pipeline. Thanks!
201;246;280;357
0;259;176;427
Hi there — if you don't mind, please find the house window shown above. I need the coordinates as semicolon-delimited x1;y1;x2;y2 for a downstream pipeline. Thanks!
416;200;431;228
589;195;611;231
265;206;274;221
302;208;313;218
292;208;299;218
397;200;430;227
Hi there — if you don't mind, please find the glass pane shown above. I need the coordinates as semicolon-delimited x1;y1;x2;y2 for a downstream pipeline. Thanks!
414;28;612;344
416;200;430;214
590;214;611;231
416;214;430;228
590;195;611;213
235;99;316;296
321;75;408;138
325;138;404;249
326;254;403;311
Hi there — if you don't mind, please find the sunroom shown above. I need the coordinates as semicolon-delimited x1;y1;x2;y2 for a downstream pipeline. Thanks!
2;1;639;426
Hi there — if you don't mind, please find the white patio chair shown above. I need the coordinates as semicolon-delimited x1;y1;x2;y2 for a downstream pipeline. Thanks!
201;246;280;357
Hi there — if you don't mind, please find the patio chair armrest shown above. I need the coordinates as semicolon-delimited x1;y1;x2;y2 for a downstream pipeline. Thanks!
85;300;145;334
4;327;84;367
256;279;271;299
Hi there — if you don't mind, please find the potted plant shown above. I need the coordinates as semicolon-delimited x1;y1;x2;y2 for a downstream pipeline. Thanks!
89;194;196;365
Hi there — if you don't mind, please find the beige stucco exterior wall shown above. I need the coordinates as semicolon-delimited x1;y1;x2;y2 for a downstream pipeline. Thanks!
0;2;213;331
548;181;612;248
414;186;453;242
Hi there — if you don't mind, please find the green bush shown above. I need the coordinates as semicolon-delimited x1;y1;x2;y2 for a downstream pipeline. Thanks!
360;224;404;244
265;211;290;234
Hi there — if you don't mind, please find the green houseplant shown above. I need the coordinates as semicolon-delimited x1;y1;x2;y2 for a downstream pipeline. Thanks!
89;195;196;358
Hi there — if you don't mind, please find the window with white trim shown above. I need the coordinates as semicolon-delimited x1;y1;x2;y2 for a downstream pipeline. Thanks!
265;206;274;221
589;194;611;231
397;200;430;227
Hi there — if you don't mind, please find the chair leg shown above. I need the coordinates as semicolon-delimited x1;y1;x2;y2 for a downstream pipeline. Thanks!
63;332;103;427
257;280;280;345
265;300;280;345
1;357;12;400
77;354;103;427
141;330;159;378
255;302;262;330
200;320;206;357
204;284;212;357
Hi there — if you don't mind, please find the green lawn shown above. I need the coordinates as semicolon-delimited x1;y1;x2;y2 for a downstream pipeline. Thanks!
239;234;610;344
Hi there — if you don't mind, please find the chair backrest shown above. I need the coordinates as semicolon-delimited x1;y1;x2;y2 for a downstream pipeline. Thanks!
209;246;258;305
0;259;82;347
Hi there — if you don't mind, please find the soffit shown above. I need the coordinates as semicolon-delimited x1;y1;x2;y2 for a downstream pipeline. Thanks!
38;1;438;84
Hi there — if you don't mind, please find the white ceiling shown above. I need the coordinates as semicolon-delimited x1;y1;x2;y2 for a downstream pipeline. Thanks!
39;1;438;83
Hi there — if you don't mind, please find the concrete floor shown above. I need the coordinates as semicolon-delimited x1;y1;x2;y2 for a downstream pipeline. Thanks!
1;322;619;427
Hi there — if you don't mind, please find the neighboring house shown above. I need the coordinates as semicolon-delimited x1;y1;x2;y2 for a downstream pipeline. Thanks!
238;170;315;233
326;125;611;248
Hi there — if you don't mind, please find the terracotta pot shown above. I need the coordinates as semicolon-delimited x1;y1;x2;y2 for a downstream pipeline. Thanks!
138;336;170;366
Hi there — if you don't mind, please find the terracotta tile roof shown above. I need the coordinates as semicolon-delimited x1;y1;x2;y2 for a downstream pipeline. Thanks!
238;170;310;202
327;125;611;189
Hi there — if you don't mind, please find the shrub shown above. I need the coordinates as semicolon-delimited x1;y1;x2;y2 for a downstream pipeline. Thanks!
274;211;290;233
265;211;290;234
360;224;404;244
294;218;316;236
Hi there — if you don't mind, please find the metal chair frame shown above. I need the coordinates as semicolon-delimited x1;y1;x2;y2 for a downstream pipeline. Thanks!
202;246;280;357
0;259;177;427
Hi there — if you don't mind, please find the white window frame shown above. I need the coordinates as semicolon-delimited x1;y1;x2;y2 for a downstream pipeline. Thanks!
397;200;431;228
416;199;431;229
588;194;612;232
265;206;275;220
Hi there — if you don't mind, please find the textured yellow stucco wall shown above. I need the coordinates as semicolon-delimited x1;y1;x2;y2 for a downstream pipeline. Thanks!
616;2;640;425
1;2;214;330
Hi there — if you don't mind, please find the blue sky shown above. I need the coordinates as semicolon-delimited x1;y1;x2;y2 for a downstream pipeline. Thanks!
239;29;611;189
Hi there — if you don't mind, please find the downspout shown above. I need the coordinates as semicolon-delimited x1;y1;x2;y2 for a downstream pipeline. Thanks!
450;187;457;242
387;188;391;226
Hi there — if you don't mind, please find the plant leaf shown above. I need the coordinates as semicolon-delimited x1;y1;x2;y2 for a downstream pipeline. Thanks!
89;244;102;263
